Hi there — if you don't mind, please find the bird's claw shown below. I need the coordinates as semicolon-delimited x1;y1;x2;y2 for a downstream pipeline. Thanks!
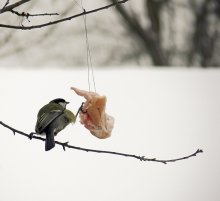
76;102;86;119
29;132;35;140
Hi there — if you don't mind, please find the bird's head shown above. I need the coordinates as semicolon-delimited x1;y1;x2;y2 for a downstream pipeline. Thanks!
50;98;70;108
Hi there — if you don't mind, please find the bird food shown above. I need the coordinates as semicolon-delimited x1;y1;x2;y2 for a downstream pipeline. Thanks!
71;87;114;139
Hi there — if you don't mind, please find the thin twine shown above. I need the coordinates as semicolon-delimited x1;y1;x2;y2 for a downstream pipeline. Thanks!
83;13;91;91
74;0;96;92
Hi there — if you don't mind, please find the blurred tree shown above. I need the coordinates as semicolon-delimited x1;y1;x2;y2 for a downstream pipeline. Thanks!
0;0;219;67
109;0;220;67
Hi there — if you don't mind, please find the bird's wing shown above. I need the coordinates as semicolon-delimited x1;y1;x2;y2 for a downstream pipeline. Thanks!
35;109;64;134
65;109;76;123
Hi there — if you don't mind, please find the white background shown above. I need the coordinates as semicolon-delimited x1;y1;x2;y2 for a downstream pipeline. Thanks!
0;68;219;201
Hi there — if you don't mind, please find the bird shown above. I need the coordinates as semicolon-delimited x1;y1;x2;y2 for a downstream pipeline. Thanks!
35;98;75;151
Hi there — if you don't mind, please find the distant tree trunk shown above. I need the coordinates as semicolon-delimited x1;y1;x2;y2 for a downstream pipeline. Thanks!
188;0;220;67
110;0;220;67
110;0;168;66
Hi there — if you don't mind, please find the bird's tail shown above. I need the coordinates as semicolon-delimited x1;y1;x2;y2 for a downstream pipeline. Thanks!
45;129;55;151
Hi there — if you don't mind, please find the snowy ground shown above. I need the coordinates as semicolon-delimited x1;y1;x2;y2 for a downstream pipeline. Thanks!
0;68;219;201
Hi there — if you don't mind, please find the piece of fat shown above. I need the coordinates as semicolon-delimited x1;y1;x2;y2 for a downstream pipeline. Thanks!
71;87;114;139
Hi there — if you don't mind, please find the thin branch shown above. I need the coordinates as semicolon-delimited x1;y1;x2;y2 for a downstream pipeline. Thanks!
0;121;203;164
1;0;10;11
0;0;31;14
0;0;129;30
10;9;59;17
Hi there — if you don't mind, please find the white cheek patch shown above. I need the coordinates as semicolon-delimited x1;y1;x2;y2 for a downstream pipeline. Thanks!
59;102;67;108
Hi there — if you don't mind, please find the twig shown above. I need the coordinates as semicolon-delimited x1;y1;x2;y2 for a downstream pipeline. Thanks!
11;9;59;17
0;0;129;30
75;102;84;118
1;0;10;11
0;121;203;164
0;0;31;14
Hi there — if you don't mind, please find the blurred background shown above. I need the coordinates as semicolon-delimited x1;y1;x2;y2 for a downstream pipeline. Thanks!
0;0;220;68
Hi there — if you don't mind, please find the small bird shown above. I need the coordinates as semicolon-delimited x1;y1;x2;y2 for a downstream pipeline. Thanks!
35;98;75;151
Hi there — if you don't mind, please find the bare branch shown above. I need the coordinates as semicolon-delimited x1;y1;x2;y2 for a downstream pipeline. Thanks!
0;0;31;14
1;0;10;10
0;2;73;59
10;9;59;17
0;0;129;30
0;121;203;164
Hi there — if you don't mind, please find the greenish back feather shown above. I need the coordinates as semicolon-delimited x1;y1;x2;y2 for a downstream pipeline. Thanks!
65;109;76;123
37;103;63;118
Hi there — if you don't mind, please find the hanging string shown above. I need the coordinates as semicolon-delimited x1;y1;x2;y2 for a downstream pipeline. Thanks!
84;12;91;92
82;1;96;92
74;0;97;92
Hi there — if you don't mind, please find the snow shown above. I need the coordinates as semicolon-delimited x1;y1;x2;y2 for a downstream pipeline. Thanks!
0;68;219;201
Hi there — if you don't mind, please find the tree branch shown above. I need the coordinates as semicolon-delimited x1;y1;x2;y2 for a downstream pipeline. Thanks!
0;121;203;164
10;9;59;17
0;0;129;30
1;0;10;11
0;0;31;14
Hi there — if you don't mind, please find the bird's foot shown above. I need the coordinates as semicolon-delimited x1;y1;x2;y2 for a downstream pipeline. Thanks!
29;132;36;140
76;102;86;119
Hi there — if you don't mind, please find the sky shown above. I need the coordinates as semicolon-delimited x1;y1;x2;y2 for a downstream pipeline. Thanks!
0;68;219;201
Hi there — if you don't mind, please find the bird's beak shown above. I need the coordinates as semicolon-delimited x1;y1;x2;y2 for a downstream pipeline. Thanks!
66;101;70;104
